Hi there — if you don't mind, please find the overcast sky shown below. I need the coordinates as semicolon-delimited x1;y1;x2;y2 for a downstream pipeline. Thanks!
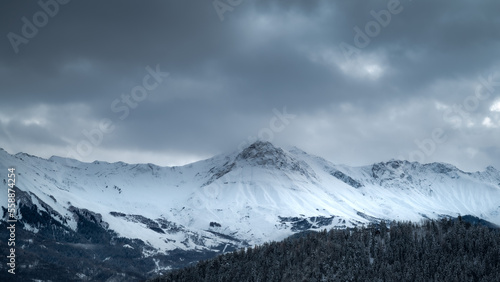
1;0;500;171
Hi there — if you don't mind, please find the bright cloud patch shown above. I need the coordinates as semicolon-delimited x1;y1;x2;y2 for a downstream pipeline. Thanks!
490;101;500;112
482;117;497;128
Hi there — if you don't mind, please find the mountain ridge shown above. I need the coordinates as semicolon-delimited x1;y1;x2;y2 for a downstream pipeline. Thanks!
1;142;497;173
1;141;500;279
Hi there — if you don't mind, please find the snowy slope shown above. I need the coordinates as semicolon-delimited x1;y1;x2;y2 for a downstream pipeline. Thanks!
1;142;500;258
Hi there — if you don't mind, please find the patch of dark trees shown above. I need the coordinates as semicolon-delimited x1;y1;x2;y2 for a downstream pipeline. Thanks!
151;217;500;282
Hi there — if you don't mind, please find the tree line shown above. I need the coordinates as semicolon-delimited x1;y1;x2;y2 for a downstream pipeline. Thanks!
150;217;500;281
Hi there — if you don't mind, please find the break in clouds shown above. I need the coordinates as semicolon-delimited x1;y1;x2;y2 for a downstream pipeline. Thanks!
1;0;500;171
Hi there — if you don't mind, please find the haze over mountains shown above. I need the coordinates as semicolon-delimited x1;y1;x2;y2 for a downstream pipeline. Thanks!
1;141;500;280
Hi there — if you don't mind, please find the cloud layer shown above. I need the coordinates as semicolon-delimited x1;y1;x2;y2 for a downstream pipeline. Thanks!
1;0;500;171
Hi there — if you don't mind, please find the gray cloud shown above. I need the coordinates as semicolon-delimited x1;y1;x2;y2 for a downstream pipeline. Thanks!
1;0;500;171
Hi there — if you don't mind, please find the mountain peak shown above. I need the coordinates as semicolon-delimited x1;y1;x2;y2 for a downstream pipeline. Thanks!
486;165;498;172
236;141;296;168
233;141;316;179
245;140;277;150
237;141;281;160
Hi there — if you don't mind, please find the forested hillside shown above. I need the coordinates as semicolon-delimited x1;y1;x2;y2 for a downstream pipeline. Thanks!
151;218;500;281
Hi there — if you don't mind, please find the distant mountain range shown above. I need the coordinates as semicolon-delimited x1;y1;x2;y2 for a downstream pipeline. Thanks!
1;141;499;280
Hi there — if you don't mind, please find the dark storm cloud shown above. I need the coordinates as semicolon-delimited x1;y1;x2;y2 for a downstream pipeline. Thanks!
1;0;500;170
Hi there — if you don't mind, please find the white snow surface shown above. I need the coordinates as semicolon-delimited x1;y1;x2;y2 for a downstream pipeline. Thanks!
1;142;499;253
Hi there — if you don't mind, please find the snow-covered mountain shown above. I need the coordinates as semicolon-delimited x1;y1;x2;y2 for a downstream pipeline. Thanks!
1;141;500;279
